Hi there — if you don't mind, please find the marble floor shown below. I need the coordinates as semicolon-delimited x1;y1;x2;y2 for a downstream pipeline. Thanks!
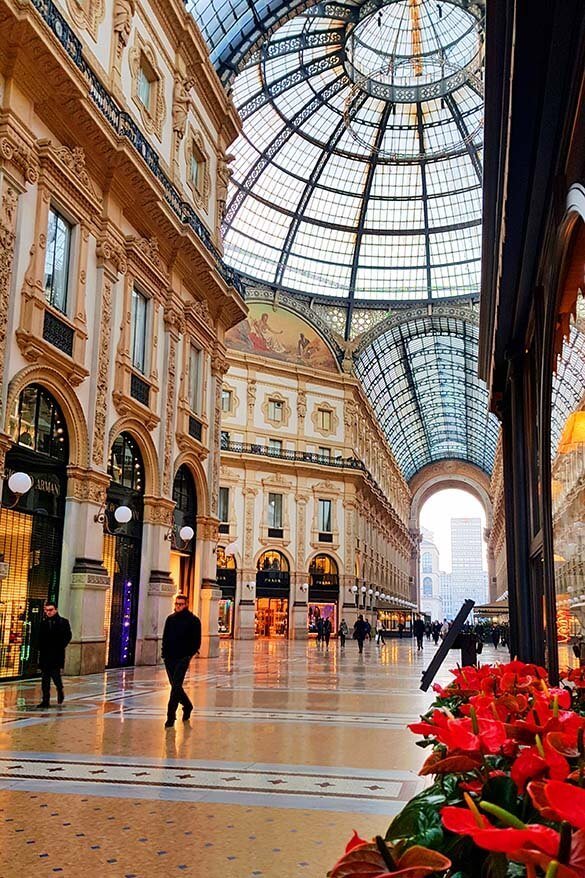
0;637;503;877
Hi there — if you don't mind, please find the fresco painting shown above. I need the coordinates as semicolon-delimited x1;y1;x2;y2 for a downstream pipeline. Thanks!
226;304;338;372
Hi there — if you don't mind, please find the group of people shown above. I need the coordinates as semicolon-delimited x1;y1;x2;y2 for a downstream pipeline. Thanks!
34;594;202;730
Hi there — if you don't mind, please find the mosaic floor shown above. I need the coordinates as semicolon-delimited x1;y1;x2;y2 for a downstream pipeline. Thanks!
0;637;503;877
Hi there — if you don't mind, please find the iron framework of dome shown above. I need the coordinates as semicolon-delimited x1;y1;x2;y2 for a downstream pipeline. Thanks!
354;315;499;479
190;0;485;306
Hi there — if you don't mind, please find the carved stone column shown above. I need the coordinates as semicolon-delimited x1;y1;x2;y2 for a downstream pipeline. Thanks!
136;496;175;665
63;468;111;675
0;158;31;418
198;515;221;658
290;495;308;640
237;486;257;639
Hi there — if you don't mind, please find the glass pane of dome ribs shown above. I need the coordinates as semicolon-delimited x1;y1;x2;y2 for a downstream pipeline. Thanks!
354;316;499;479
214;0;485;304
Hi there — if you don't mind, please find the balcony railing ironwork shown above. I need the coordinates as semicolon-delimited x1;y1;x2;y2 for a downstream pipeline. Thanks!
30;0;243;295
221;439;366;471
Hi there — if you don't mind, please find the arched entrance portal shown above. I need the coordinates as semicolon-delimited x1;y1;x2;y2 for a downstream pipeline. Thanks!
103;433;144;668
216;546;236;636
0;384;69;678
255;550;290;637
308;554;339;636
170;465;197;605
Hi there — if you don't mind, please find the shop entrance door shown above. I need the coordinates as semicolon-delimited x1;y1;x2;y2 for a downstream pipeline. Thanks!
255;598;289;637
103;533;142;668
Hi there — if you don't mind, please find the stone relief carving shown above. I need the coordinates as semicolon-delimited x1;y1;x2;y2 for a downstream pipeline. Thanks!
185;298;211;326
162;334;177;495
172;76;194;140
53;145;98;199
243;487;257;567
113;0;135;49
217;153;235;224
0;184;19;419
0;136;39;184
92;278;113;467
247;380;256;419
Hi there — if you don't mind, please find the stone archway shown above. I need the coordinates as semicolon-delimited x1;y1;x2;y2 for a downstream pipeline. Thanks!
408;460;495;609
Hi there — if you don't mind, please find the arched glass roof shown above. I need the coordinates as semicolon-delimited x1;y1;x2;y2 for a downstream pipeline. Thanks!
203;0;484;304
354;316;499;479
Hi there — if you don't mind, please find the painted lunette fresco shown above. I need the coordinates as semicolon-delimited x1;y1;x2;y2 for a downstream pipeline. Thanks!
226;303;338;372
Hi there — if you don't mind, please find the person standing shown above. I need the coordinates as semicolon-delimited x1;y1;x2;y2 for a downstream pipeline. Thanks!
162;594;201;728
353;614;368;654
322;617;332;647
36;601;72;708
338;618;348;647
413;616;425;651
316;617;324;645
398;621;405;639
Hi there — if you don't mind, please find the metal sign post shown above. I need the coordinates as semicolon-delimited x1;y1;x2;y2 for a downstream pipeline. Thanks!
420;599;475;691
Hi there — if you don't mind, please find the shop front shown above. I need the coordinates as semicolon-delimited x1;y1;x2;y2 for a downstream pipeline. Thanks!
216;546;236;637
103;433;144;669
255;550;289;637
307;554;339;636
0;385;68;679
376;608;414;636
169;465;197;605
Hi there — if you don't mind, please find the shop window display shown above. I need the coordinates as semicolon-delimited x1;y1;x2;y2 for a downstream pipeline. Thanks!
551;292;585;667
0;385;68;679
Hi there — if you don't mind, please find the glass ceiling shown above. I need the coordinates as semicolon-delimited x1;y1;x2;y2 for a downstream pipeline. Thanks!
191;0;484;304
188;0;495;481
354;316;499;478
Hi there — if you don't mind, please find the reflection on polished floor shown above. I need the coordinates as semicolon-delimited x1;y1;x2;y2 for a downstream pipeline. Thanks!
0;639;502;877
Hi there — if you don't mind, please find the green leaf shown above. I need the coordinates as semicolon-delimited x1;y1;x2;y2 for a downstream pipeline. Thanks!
482;853;508;878
385;799;444;850
481;776;522;819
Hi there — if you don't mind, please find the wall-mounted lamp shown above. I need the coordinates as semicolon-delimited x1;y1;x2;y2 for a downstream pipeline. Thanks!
300;582;309;593
246;580;256;593
165;524;195;548
1;471;32;510
94;503;132;534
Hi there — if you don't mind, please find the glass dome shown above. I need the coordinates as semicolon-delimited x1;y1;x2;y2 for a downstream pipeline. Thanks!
221;0;484;303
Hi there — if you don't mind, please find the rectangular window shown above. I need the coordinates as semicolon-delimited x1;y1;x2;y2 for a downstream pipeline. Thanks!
44;207;72;314
190;153;202;189
318;446;331;460
221;388;232;413
268;493;283;529
137;58;153;108
218;487;229;523
318;409;332;431
189;345;202;413
268;399;283;421
318;499;332;532
131;288;147;374
268;438;282;455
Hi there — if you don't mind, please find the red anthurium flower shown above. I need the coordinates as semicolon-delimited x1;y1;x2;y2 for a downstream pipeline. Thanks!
328;836;451;878
511;740;570;793
529;781;585;830
419;750;482;776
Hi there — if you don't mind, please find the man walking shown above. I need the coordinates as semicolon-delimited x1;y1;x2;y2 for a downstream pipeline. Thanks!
353;614;368;654
413;616;425;651
162;594;201;728
323;617;332;647
37;601;72;708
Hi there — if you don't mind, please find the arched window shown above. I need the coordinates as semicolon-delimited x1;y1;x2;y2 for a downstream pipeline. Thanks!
421;552;433;573
423;576;433;597
108;433;144;491
257;550;289;572
10;384;68;461
172;465;196;552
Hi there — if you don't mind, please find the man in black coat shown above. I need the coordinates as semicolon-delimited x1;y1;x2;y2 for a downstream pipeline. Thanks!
413;616;426;651
37;602;72;708
162;594;201;728
353;614;368;654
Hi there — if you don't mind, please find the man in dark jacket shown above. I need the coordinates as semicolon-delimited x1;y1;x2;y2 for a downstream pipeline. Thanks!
37;602;72;708
162;594;201;728
353;614;368;654
413;616;426;651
